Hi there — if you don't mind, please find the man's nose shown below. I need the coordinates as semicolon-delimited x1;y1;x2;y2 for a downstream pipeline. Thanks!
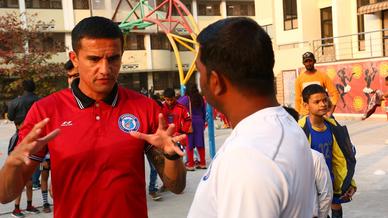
99;59;110;75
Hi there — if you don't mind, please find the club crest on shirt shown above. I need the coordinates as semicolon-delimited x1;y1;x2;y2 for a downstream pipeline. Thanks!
118;114;140;133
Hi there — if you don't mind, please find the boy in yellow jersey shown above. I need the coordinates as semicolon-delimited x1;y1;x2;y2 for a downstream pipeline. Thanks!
299;84;356;218
295;52;339;117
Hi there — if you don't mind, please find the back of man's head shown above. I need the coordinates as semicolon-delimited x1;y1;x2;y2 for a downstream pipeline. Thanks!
22;80;35;92
302;84;327;103
197;17;275;96
163;88;175;98
71;16;124;53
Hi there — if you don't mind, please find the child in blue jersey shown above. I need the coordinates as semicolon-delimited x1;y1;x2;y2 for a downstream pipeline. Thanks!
299;84;357;218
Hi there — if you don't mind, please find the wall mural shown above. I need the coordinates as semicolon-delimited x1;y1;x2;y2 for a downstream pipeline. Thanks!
315;60;388;114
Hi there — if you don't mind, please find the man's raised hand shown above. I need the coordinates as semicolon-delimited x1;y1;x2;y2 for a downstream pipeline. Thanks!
7;118;60;166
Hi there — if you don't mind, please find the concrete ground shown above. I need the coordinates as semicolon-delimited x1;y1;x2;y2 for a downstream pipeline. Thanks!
0;118;388;217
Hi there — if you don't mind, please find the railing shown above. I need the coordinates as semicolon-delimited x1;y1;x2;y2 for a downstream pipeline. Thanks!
312;28;388;63
277;28;388;63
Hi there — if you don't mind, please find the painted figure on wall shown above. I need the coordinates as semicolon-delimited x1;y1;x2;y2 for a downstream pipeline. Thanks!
363;63;378;105
335;68;355;108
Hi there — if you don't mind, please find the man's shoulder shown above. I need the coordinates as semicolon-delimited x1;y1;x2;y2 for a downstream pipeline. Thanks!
118;86;157;108
34;89;72;106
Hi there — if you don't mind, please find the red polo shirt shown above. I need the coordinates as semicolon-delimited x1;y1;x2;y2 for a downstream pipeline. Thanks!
18;79;160;218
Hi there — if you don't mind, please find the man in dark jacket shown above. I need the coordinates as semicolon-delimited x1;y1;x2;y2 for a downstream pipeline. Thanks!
7;79;40;217
8;80;40;127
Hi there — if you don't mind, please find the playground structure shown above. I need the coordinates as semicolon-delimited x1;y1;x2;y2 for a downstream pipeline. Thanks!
114;0;199;94
113;0;216;158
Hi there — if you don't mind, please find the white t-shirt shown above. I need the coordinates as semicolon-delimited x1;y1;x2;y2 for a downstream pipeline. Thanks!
311;149;333;218
187;106;315;218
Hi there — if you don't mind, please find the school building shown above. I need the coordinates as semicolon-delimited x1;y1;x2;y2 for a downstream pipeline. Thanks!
0;0;387;115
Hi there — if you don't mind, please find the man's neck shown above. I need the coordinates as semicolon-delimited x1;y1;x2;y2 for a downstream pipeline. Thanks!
305;68;317;74
222;93;279;128
309;114;325;128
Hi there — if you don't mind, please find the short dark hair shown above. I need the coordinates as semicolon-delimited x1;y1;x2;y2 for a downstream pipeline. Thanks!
163;88;175;98
22;80;35;92
71;16;124;53
64;60;74;71
197;17;275;96
302;84;327;103
385;76;388;81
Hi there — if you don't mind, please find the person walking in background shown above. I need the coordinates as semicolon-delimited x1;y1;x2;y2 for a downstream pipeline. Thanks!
299;84;357;218
188;17;315;217
7;80;40;217
64;59;79;88
178;84;207;171
295;52;339;117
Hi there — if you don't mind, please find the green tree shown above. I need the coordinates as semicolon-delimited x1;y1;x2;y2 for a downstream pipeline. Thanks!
0;12;67;101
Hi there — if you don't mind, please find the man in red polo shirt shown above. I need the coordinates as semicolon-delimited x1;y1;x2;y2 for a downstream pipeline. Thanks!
0;16;186;218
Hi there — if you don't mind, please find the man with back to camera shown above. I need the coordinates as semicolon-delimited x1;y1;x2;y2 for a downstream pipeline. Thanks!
0;16;186;218
295;52;339;117
186;17;315;217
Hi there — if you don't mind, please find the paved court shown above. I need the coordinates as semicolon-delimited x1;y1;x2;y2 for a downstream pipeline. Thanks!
1;118;388;217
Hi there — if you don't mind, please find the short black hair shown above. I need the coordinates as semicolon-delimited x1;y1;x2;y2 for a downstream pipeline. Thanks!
71;16;124;53
302;84;327;103
163;88;175;98
22;80;35;92
197;17;275;96
64;60;74;71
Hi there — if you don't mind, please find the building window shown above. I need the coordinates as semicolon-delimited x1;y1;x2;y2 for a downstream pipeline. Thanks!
0;0;19;8
29;33;65;52
172;0;192;16
153;71;180;90
151;34;171;50
91;0;104;9
226;1;255;16
155;0;168;12
320;7;333;45
25;0;62;9
198;1;221;16
357;15;365;51
118;73;148;92
283;0;298;30
357;0;371;7
73;0;89;9
124;34;145;50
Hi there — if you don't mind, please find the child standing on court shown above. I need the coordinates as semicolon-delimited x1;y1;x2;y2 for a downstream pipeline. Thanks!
298;84;357;218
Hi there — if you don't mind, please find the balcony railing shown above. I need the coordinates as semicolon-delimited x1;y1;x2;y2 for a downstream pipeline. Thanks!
312;28;388;63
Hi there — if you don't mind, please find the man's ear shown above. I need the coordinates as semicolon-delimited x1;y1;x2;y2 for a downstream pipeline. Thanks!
303;101;309;111
69;51;78;68
209;70;226;96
